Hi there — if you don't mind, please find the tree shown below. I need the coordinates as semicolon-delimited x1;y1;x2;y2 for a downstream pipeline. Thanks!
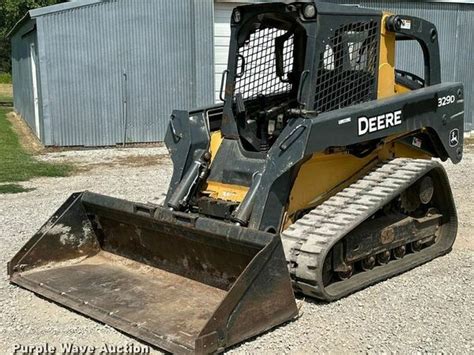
0;0;67;74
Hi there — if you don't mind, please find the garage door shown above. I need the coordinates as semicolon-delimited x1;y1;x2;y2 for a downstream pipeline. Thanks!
214;3;244;102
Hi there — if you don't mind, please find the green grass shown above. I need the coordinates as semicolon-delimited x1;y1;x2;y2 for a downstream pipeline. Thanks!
0;73;12;84
0;107;73;193
0;184;34;194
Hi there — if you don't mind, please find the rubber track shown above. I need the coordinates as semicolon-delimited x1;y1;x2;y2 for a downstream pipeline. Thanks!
281;158;455;301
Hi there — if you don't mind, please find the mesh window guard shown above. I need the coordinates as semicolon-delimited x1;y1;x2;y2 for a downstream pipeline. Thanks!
234;27;294;102
314;21;379;113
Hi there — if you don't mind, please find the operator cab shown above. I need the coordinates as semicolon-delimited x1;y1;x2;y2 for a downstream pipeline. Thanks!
231;6;306;151
222;2;381;152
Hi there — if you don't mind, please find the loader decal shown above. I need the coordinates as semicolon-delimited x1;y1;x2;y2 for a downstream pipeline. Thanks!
449;128;459;147
358;110;402;136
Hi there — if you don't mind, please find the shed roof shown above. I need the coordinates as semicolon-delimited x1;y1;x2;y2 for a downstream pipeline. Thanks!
8;0;104;37
9;0;474;37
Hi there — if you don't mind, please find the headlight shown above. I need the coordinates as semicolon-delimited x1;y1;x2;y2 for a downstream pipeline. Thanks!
303;4;316;19
233;9;242;23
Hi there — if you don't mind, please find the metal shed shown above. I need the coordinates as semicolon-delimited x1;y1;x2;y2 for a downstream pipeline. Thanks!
10;0;214;146
11;0;474;147
213;0;474;132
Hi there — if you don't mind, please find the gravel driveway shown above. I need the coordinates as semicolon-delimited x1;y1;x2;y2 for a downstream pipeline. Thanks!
1;146;472;354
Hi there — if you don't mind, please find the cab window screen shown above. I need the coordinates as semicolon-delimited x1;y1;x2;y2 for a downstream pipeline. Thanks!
314;20;379;113
234;27;294;113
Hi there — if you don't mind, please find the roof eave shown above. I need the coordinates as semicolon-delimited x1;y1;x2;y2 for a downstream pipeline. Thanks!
7;12;33;38
29;0;104;17
7;0;105;37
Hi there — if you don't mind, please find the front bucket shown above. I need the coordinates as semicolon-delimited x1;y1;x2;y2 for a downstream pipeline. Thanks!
8;192;297;354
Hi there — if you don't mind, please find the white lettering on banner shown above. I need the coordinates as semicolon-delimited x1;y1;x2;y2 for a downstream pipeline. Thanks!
358;110;402;136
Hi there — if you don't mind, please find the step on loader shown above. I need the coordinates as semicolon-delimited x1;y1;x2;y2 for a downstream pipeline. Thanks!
9;1;464;353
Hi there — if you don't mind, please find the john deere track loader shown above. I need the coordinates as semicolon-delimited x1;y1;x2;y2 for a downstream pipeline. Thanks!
9;1;464;353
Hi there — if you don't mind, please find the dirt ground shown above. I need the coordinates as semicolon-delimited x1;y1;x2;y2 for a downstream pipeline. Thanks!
444;144;474;251
0;83;12;98
0;145;472;354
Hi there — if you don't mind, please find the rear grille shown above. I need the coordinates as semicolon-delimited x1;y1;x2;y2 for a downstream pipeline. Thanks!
314;21;379;113
234;27;294;112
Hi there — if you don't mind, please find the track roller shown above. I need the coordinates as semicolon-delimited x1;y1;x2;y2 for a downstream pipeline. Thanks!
360;256;376;271
393;245;406;259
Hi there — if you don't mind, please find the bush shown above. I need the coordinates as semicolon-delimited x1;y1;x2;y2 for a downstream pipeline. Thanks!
0;73;12;84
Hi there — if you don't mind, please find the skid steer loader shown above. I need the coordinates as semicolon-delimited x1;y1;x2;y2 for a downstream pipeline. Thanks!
9;1;464;353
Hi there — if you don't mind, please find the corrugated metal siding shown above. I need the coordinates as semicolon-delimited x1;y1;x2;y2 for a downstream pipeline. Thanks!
214;3;238;102
326;0;473;131
31;0;214;146
11;20;39;135
455;4;474;131
195;0;216;106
